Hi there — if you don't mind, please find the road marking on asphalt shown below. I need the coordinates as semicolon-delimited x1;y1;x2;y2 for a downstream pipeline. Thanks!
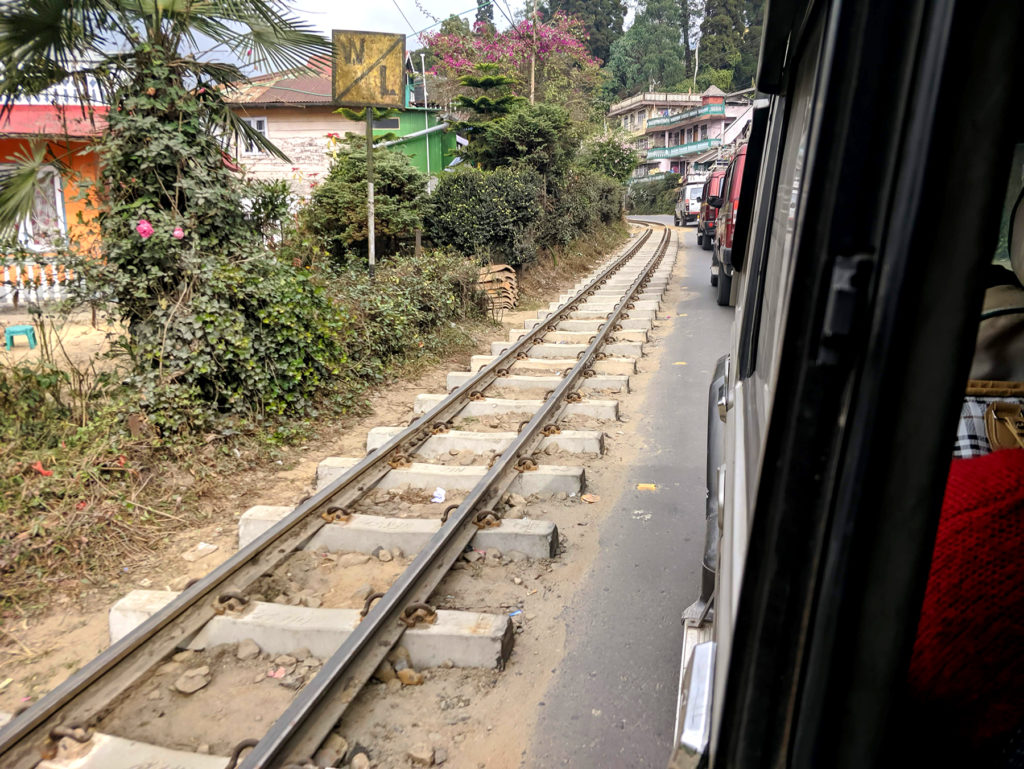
673;361;688;366
636;483;657;491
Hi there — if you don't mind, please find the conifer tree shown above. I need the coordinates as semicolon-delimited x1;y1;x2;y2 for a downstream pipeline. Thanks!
540;0;627;64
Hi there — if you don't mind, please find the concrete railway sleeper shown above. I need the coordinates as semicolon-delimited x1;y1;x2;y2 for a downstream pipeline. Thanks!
0;223;674;769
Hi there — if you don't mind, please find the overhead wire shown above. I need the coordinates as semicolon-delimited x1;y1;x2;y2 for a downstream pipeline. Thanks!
391;0;419;34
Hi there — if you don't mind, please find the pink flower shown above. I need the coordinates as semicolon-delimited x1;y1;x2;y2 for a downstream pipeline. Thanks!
172;226;185;240
136;219;154;239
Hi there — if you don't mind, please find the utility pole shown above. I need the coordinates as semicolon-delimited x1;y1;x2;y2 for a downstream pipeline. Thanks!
693;39;700;90
530;0;537;104
365;109;375;279
421;52;430;178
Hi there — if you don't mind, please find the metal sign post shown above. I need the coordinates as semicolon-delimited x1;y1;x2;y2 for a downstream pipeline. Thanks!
332;30;406;277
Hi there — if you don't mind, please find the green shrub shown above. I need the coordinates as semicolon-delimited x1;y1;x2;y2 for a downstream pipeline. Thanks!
0;363;72;450
626;173;681;215
301;143;428;266
327;251;485;388
542;169;624;247
578;136;640;183
425;166;543;266
460;102;580;180
244;178;292;244
121;257;346;432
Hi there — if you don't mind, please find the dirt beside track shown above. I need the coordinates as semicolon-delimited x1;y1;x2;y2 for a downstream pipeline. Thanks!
0;226;676;769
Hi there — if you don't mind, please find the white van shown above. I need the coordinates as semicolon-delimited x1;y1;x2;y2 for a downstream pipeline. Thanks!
674;181;705;226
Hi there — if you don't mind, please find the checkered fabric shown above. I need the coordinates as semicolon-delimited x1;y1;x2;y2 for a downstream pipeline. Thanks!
954;397;1024;458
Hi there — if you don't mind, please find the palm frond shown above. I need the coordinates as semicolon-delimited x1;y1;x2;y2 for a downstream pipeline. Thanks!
0;142;70;237
0;0;124;100
216;107;291;163
188;1;330;74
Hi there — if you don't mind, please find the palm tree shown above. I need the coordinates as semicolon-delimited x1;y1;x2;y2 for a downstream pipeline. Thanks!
0;0;331;234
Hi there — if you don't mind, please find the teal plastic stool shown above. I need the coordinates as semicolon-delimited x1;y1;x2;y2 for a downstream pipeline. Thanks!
5;324;37;351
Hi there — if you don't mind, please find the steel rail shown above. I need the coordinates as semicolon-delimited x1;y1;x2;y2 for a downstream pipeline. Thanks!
243;226;673;767
0;227;657;769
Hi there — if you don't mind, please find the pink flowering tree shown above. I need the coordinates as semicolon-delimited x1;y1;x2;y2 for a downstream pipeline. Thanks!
423;13;604;122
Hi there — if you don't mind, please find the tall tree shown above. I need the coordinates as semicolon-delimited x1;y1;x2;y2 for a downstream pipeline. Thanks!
475;0;494;30
424;12;602;123
699;0;744;71
679;0;703;75
539;0;627;64
607;0;686;95
734;0;764;87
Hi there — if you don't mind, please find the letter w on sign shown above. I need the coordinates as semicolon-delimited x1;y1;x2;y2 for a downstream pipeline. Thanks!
332;31;406;108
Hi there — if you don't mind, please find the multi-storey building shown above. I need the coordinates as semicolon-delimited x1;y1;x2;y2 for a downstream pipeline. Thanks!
608;86;752;181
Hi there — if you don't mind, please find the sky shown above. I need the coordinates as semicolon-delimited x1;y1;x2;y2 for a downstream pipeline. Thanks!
291;0;517;45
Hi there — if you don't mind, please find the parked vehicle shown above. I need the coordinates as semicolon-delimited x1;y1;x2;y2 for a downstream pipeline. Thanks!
674;180;705;226
697;170;726;261
670;1;1023;769
707;144;748;306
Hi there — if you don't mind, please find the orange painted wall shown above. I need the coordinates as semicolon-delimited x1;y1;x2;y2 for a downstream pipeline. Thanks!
0;137;102;255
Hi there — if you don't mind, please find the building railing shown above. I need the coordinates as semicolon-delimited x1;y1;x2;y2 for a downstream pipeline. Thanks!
647;138;722;160
608;91;701;116
5;78;105;106
1;259;77;309
646;104;726;129
628;171;683;184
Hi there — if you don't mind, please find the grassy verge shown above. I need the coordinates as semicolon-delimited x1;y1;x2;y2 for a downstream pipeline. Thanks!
517;220;630;310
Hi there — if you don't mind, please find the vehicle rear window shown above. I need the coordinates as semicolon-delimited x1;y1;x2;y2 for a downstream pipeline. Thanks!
687;184;703;198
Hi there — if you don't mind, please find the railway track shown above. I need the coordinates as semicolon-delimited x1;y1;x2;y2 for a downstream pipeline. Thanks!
0;221;676;769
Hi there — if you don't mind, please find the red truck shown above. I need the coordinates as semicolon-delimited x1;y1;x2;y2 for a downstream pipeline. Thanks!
697;169;727;257
708;143;748;306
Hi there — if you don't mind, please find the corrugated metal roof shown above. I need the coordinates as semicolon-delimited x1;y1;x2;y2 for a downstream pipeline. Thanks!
222;60;334;106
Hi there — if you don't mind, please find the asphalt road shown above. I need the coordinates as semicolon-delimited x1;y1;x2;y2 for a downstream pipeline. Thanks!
524;216;735;768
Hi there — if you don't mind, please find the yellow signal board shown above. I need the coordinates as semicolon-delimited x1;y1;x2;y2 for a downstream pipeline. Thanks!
332;30;406;109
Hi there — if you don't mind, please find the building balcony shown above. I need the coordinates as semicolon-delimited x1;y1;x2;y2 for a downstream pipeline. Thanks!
647;138;722;160
608;91;701;117
646;104;725;130
628;172;674;184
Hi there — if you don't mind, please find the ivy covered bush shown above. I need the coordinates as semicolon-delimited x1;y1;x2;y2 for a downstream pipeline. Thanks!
69;49;347;431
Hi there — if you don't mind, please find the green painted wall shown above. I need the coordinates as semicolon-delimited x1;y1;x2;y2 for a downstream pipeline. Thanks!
373;110;456;177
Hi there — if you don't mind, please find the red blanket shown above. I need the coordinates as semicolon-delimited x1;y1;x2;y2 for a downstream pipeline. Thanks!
909;447;1024;745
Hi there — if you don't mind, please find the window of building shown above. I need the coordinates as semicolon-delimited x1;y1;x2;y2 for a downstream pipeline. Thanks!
240;116;268;155
373;117;400;130
701;123;709;140
686;127;693;143
0;164;67;250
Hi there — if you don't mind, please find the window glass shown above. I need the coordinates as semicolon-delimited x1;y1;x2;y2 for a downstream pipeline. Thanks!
0;165;66;249
240;116;269;155
992;143;1024;267
753;28;822;392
